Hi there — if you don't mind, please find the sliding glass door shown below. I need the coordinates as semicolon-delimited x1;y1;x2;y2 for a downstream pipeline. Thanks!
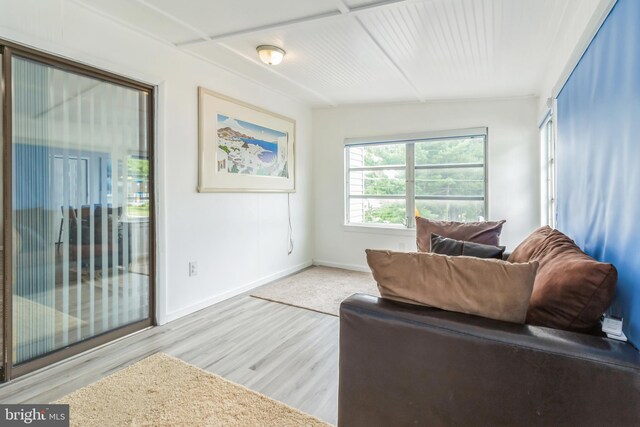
3;46;154;378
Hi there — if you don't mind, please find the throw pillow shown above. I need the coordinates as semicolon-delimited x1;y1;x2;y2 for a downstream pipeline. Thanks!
415;217;506;252
430;233;506;259
508;226;617;332
366;249;538;323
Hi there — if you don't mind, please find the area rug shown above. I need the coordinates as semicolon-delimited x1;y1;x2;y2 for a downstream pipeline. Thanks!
251;266;378;316
55;353;330;427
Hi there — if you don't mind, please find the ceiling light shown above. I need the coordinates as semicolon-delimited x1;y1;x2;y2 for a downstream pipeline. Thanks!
256;45;286;65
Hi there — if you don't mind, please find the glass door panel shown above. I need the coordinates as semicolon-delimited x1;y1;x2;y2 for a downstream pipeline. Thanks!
0;51;3;377
11;55;151;364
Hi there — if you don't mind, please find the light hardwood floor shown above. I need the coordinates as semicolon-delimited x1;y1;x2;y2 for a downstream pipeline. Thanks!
0;291;340;425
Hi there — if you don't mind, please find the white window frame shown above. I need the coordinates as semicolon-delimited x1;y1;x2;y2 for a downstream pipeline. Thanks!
344;127;488;230
539;105;557;228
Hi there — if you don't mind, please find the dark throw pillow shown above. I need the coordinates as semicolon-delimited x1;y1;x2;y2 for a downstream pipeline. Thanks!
415;216;506;252
430;233;506;259
508;226;617;332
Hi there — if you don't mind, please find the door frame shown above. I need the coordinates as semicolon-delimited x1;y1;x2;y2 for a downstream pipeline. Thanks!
1;40;156;381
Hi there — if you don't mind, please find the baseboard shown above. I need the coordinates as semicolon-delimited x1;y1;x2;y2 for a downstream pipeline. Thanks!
163;260;313;323
312;259;370;273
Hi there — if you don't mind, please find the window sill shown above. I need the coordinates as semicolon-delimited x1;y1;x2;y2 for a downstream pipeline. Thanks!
343;224;416;237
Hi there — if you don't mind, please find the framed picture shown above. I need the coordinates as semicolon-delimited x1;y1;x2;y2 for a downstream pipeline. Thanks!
198;87;296;192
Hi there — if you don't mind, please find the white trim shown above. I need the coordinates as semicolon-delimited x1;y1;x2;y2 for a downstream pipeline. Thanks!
313;94;538;111
154;81;169;325
342;224;416;236
537;98;553;128
344;127;488;146
551;0;617;99
162;260;313;323
68;0;317;107
174;0;414;48
538;107;557;228
313;259;371;273
133;0;210;42
344;146;351;225
550;98;558;228
406;142;416;227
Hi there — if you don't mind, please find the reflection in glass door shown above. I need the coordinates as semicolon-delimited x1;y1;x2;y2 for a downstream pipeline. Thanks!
9;53;153;371
0;51;4;379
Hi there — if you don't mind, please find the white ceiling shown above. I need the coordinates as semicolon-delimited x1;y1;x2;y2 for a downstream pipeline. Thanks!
77;0;605;106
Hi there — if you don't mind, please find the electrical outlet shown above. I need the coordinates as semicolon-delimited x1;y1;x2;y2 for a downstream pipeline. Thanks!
189;261;198;277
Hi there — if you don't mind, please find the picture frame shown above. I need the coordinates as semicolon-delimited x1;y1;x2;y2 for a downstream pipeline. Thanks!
198;87;296;192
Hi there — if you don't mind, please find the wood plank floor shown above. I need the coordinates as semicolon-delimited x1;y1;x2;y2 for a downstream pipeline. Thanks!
0;291;340;425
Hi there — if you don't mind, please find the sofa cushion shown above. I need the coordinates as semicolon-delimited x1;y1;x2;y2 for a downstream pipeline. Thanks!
366;249;538;323
508;226;617;332
430;233;506;259
415;217;506;252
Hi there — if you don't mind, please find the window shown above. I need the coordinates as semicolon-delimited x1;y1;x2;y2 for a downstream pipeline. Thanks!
540;111;556;227
345;128;487;228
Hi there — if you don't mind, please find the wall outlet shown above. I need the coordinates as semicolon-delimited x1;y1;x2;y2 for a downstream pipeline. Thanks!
189;261;198;277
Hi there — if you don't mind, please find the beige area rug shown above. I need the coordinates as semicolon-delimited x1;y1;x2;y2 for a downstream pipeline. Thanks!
55;353;330;427
251;266;379;316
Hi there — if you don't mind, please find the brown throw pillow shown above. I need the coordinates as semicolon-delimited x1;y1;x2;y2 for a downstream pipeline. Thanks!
508;226;617;332
416;217;506;252
366;249;538;323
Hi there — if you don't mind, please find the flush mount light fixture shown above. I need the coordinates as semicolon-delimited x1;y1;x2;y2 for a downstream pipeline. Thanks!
256;45;286;65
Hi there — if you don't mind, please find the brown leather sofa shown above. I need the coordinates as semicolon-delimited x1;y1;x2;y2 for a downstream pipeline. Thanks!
338;294;640;427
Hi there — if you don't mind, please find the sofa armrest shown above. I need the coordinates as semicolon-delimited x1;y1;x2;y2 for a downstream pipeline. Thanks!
338;293;640;427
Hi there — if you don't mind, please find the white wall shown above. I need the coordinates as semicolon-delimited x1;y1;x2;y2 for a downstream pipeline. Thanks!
312;97;540;271
0;0;313;323
536;0;612;115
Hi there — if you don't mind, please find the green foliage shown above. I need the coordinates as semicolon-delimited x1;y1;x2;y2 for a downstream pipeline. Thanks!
415;168;483;197
415;200;484;222
364;201;405;225
352;138;485;224
127;157;149;178
415;138;483;165
128;203;149;217
363;144;405;166
359;171;405;196
218;144;231;154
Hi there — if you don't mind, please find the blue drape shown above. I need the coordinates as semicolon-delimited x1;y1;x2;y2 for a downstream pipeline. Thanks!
556;0;640;345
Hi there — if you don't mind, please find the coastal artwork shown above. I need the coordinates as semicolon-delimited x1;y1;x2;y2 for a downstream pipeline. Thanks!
198;87;295;192
216;114;288;177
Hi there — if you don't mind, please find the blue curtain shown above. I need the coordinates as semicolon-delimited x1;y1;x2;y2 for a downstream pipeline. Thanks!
556;0;640;345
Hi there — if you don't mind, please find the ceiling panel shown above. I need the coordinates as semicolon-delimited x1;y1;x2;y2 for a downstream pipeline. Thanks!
147;0;339;40
76;0;607;106
183;43;325;105
357;0;602;99
216;17;418;105
80;0;202;45
343;0;389;8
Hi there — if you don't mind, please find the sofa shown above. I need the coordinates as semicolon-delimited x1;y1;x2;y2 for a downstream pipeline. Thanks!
338;293;640;427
